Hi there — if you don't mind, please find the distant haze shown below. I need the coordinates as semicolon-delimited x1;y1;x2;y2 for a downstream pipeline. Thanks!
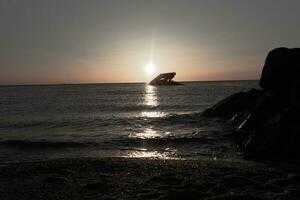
1;0;300;85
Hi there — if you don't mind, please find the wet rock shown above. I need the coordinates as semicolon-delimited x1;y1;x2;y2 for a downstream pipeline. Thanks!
244;119;300;159
202;89;264;119
202;47;300;161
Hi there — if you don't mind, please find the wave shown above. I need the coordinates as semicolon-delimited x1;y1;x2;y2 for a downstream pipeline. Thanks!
0;130;227;150
0;111;225;133
0;140;98;149
151;112;204;124
0;118;132;129
115;136;222;146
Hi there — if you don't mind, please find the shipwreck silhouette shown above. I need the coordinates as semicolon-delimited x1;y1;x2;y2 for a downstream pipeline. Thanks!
149;72;182;85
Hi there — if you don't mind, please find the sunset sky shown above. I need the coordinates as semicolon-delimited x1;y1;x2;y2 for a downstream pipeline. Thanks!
1;0;300;85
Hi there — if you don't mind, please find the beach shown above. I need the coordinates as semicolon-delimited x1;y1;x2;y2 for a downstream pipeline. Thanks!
1;157;299;200
1;82;299;199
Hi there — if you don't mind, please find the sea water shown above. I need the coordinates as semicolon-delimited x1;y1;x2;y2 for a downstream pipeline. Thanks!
0;81;258;162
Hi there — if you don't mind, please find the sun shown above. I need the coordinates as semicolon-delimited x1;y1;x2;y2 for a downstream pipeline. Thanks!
145;62;155;75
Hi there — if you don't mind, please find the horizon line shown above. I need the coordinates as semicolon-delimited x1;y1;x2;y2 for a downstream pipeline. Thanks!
0;79;259;87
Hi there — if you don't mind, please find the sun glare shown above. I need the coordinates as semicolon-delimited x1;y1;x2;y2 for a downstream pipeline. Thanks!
145;62;155;75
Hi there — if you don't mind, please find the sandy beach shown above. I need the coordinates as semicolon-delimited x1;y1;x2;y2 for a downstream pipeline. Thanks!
0;157;299;200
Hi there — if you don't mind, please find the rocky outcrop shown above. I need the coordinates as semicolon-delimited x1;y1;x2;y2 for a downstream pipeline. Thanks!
260;48;300;95
203;47;300;161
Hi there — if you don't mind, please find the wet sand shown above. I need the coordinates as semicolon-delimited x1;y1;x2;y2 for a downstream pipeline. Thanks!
0;158;299;200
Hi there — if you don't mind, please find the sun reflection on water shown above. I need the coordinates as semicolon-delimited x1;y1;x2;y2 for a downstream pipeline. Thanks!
129;128;161;139
144;85;158;107
124;84;177;159
127;151;169;159
125;150;178;159
140;111;167;118
141;85;167;118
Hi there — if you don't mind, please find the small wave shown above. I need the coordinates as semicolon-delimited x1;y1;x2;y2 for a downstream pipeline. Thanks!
0;118;133;130
0;120;53;129
0;140;98;149
0;134;222;150
151;112;203;124
111;134;225;147
0;111;221;131
136;111;225;128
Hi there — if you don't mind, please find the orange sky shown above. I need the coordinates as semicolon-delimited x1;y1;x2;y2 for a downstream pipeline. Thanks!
1;1;299;85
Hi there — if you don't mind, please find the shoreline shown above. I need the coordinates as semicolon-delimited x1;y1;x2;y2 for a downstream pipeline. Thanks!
1;157;299;200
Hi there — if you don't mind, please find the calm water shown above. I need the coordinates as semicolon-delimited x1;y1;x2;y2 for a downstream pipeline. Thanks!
0;81;258;162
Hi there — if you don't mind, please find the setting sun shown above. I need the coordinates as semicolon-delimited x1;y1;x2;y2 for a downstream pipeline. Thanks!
145;62;155;75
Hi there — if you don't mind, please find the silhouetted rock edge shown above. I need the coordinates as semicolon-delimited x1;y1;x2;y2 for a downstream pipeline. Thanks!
202;47;300;161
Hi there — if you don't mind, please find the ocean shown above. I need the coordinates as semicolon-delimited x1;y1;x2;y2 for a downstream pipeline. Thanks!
0;81;258;163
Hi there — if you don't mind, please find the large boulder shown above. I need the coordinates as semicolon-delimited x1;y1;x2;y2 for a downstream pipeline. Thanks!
203;89;300;161
259;47;300;97
202;89;264;119
202;47;300;161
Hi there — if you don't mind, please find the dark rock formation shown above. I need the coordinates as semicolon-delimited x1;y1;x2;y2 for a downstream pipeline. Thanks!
149;72;182;85
260;48;300;96
203;47;300;161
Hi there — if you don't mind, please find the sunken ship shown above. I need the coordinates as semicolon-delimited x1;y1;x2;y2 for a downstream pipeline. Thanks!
149;72;182;86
